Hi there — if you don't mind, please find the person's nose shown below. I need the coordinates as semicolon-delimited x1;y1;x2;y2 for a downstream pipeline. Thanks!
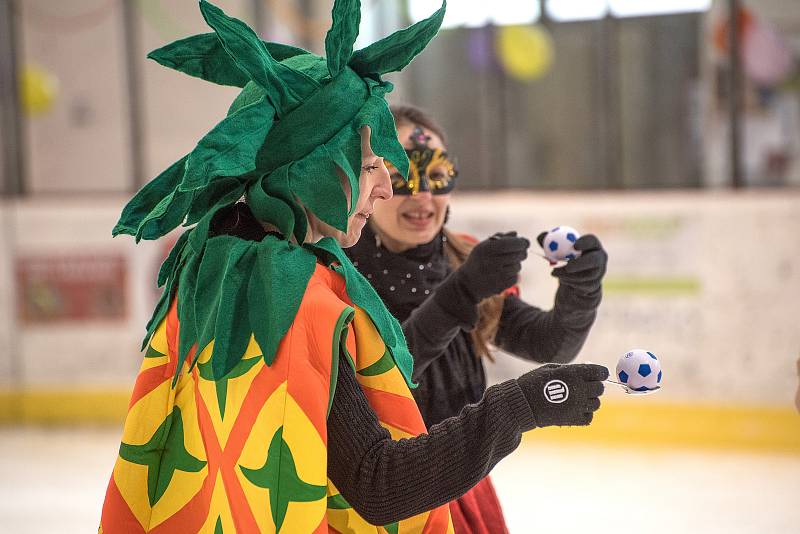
373;162;392;201
413;189;432;201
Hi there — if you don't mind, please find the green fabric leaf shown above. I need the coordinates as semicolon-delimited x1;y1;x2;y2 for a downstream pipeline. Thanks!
290;144;349;233
349;1;446;77
226;81;263;116
135;188;194;243
355;94;409;179
180;94;274;193
185;177;246;227
186;183;248;255
113;155;188;238
158;230;191;288
213;247;254;378
247;237;317;365
323;125;362;216
255;67;367;173
330;126;363;181
325;0;361;77
167;235;317;384
191;238;254;378
175;252;202;383
246;165;307;243
282;54;330;83
308;238;415;387
268;168;310;244
264;42;309;62
199;0;318;114
328;145;358;216
146;25;310;87
147;33;251;87
147;34;310;89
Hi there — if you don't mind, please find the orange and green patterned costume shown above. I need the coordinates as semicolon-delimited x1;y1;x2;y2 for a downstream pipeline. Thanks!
102;1;450;531
101;263;453;533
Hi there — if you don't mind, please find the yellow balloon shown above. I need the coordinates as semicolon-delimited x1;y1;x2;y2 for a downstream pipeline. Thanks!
19;64;58;117
496;25;554;82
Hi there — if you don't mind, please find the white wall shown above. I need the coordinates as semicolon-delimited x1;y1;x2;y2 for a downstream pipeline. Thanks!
0;196;159;387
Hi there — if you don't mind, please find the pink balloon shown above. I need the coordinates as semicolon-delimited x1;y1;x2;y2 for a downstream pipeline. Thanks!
468;25;498;71
743;21;794;86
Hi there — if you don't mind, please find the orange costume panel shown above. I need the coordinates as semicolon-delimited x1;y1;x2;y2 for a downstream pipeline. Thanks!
100;265;454;534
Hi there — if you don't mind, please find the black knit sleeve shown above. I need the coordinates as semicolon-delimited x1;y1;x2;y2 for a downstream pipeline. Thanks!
494;288;599;364
402;274;479;380
327;356;535;526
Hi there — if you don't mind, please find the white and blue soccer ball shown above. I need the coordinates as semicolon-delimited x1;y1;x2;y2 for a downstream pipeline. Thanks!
616;349;662;392
543;226;582;263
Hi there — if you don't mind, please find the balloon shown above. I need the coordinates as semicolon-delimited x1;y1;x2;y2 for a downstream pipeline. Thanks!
711;6;794;87
496;25;554;82
468;25;496;70
19;64;58;117
743;21;794;87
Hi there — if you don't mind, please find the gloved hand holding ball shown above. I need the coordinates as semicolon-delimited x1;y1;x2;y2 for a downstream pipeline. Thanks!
540;226;582;265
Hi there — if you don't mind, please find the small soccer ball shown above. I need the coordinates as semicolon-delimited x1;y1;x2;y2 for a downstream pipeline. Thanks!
616;349;662;392
542;226;582;263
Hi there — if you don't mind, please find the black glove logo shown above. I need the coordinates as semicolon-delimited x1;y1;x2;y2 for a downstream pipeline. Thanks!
544;380;569;403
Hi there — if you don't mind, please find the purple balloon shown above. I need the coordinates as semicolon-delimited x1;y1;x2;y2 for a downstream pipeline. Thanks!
467;25;497;71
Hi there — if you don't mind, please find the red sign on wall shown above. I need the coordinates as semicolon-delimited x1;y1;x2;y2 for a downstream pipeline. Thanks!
16;255;127;323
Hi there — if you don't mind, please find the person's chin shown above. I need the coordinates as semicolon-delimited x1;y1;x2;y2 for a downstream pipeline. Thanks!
340;220;366;248
399;220;440;244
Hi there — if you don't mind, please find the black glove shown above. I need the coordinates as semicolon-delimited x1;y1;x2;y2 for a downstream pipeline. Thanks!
516;363;608;427
454;231;530;303
537;232;607;297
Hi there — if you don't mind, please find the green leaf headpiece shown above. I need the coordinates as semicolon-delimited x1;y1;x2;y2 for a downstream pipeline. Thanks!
113;0;446;387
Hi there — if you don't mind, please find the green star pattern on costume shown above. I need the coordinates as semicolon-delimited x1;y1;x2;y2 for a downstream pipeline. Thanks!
119;406;207;506
198;354;261;419
326;493;398;533
239;426;327;532
144;344;166;359
356;348;395;377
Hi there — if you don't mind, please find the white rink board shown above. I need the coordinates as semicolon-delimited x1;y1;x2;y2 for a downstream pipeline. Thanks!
0;190;798;408
448;190;800;406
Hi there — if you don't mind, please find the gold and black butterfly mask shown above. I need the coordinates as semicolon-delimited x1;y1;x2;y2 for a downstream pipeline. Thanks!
386;127;458;195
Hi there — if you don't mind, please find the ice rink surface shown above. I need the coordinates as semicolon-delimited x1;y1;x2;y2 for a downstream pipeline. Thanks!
1;427;798;533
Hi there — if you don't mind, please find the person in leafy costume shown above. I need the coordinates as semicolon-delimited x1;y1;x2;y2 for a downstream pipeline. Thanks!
99;2;608;533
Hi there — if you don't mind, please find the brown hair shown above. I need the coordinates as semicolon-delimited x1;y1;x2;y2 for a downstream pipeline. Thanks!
390;104;448;146
390;104;503;359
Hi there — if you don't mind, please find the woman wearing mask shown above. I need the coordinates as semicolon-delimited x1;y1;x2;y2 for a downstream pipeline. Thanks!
347;105;609;533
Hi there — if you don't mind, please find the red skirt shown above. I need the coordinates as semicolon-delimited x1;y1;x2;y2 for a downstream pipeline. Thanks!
448;476;509;534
